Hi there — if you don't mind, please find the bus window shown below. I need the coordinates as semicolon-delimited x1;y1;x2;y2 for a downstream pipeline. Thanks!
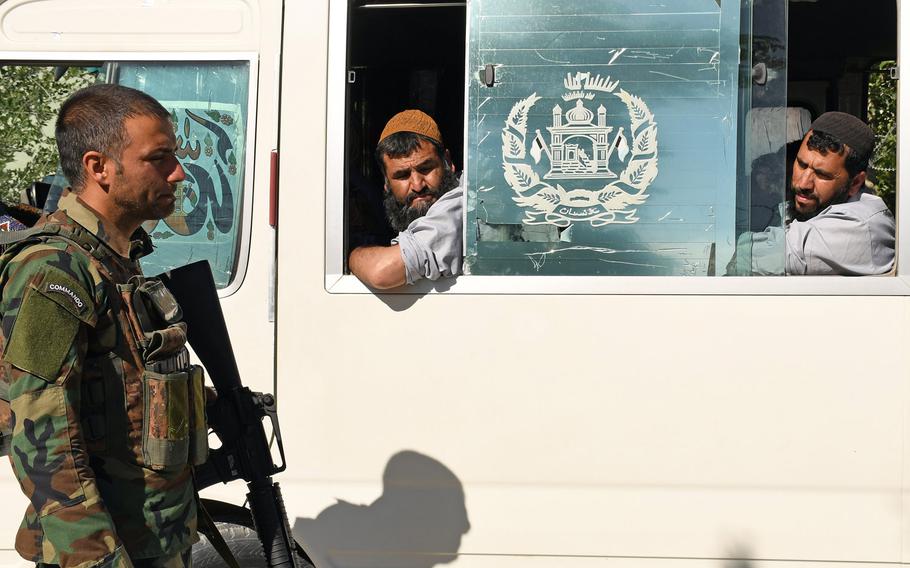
0;65;95;206
116;61;252;288
0;60;253;289
343;0;467;260
332;0;899;283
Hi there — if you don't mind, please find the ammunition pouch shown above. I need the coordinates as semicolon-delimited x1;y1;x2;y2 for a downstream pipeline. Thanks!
142;358;208;470
118;276;209;470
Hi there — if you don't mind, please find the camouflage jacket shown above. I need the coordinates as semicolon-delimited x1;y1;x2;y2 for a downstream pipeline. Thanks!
0;191;201;568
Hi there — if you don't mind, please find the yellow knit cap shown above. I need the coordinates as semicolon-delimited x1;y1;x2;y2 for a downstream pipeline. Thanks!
378;109;443;146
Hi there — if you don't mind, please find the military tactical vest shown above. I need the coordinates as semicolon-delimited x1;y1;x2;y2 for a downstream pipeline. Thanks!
0;222;207;468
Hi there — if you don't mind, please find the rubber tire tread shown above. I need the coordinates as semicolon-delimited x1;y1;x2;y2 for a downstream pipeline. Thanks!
192;522;314;568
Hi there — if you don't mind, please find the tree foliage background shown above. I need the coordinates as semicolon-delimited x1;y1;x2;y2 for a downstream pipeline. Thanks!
0;66;94;204
868;60;897;213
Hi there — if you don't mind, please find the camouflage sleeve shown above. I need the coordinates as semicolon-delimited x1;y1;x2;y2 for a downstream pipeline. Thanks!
2;248;132;568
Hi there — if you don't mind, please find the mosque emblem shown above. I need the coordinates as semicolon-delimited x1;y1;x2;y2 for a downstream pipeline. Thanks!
501;72;659;227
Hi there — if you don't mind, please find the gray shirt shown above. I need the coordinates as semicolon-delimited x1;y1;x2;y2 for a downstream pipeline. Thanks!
730;190;895;275
392;185;463;284
785;190;895;275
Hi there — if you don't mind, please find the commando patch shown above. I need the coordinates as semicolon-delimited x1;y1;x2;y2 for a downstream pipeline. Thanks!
33;267;95;325
46;282;86;311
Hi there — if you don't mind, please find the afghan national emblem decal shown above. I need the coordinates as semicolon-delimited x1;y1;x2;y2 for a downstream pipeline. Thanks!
502;72;659;227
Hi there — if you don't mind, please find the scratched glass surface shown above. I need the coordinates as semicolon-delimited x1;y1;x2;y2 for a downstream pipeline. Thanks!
732;0;788;275
118;62;250;288
464;0;787;276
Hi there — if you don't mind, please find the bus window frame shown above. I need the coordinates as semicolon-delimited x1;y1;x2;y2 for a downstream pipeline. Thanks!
0;51;259;298
326;0;908;295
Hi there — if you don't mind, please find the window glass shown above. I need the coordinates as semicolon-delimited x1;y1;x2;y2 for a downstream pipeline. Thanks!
0;66;95;205
0;61;250;288
868;60;897;215
463;0;788;276
117;62;250;288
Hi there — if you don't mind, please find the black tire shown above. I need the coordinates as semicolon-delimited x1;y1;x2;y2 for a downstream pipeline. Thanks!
193;521;315;568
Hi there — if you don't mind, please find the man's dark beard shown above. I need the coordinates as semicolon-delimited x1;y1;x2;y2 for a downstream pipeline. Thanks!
383;168;459;232
790;180;851;222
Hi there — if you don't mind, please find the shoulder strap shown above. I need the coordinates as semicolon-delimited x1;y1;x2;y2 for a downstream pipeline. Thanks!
196;498;242;568
46;223;111;264
0;222;111;264
0;225;46;248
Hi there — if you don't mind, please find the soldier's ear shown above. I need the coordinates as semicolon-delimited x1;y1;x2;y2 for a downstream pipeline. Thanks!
83;151;110;188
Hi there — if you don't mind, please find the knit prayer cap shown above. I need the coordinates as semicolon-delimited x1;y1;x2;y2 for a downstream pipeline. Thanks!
810;111;874;162
379;110;443;146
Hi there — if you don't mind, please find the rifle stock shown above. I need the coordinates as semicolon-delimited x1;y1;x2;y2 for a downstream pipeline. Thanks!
160;260;301;568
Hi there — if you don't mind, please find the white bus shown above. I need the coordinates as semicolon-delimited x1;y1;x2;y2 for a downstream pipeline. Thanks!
1;0;909;566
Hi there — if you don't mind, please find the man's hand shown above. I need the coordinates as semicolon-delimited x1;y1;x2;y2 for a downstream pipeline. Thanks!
348;245;407;289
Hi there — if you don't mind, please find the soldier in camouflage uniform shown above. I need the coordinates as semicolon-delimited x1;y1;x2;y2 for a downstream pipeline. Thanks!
1;84;207;568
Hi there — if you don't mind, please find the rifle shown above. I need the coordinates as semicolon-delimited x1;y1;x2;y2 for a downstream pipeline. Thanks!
159;260;305;568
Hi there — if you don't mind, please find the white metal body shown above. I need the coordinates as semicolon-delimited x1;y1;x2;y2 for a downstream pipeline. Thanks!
2;1;909;567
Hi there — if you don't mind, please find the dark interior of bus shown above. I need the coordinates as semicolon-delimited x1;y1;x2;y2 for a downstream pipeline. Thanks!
788;1;896;119
344;0;898;257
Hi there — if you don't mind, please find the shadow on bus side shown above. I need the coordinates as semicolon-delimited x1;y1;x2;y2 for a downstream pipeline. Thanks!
293;450;470;568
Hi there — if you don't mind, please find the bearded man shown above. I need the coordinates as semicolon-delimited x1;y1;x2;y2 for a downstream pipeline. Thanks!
348;110;462;289
784;111;895;274
730;111;895;275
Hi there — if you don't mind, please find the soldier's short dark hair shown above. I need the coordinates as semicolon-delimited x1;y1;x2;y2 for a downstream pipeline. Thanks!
56;84;171;191
375;131;447;176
